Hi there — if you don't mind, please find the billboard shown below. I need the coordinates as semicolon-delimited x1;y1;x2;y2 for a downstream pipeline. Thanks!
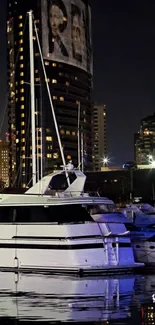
41;0;92;74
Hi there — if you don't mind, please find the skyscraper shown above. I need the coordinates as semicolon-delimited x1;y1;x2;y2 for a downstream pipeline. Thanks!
92;104;107;171
0;140;9;188
7;0;93;188
134;113;155;165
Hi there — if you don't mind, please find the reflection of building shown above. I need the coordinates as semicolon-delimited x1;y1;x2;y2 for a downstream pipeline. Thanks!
141;303;155;324
134;113;155;165
92;104;107;171
0;141;9;187
7;0;93;188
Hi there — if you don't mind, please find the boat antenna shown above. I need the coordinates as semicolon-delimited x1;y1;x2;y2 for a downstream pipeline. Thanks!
33;15;70;186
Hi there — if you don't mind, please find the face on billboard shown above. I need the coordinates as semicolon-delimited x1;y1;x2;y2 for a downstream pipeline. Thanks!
41;0;92;74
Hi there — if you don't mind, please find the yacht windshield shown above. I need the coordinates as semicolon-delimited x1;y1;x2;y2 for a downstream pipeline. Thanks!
90;204;118;215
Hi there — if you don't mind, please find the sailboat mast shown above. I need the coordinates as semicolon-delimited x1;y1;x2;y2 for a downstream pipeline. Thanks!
77;102;81;169
28;10;36;186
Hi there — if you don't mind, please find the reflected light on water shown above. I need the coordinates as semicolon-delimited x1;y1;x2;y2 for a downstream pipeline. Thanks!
0;272;153;324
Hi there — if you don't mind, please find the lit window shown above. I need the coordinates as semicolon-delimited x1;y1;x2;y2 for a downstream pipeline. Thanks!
22;155;25;159
20;97;24;101
76;100;80;104
67;155;71;160
47;154;52;158
66;81;70;86
66;130;70;135
19;56;23;60
53;153;59;159
19;47;23;52
21;122;25;126
21;146;25;150
35;78;40;82
63;17;67;22
60;130;65;134
53;96;57;100
20;72;24;76
16;139;19;143
52;63;57;67
35;69;38;73
20;80;24;85
35;53;39;57
19;31;23;36
21;130;25;134
20;88;24;93
18;15;23;19
21;113;24;117
19;23;23;27
45;61;49;66
60;97;64;101
52;79;57;83
20;105;24;109
19;39;23;44
20;64;24;68
46;136;52;141
72;132;76;136
21;138;25;142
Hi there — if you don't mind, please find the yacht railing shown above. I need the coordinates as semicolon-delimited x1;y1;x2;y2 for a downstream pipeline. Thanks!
46;190;102;198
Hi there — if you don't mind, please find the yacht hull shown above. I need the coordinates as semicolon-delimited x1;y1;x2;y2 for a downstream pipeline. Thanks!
0;223;142;275
132;240;155;265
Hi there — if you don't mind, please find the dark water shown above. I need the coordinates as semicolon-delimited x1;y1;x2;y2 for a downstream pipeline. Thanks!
0;272;154;324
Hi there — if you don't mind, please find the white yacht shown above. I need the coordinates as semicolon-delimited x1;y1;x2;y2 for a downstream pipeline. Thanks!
100;203;155;266
122;204;155;227
0;168;142;275
121;204;155;265
0;12;142;275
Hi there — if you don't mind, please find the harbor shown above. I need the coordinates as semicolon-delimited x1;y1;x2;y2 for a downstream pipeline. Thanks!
0;0;155;323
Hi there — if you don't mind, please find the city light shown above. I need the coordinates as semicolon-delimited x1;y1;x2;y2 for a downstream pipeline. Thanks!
148;154;155;168
102;156;110;166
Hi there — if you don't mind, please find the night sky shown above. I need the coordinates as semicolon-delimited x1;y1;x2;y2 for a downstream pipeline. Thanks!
1;0;155;165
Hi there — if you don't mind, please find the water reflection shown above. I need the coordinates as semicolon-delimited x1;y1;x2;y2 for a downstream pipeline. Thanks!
0;272;153;324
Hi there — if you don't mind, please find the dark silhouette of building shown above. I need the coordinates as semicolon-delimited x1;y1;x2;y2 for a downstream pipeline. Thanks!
7;0;93;188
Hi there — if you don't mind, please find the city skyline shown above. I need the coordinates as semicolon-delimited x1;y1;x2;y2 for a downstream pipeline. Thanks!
0;1;155;165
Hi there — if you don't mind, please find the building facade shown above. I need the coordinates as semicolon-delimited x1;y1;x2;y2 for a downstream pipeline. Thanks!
92;104;107;171
0;141;9;188
7;0;93;188
134;113;155;165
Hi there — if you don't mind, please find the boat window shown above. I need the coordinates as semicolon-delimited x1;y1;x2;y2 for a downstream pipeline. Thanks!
89;204;117;215
144;225;155;232
125;223;139;231
0;205;93;224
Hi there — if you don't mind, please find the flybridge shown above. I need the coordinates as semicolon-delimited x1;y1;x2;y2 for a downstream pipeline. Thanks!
0;193;114;207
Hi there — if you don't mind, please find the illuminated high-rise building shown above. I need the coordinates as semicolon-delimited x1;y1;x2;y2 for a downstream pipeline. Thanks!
7;0;93;188
0;141;9;188
92;104;107;171
134;113;155;165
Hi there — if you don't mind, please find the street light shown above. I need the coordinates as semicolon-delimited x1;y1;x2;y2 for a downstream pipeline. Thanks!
102;156;110;167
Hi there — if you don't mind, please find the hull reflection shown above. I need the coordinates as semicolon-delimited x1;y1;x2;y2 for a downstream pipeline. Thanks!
0;273;153;323
0;273;135;322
